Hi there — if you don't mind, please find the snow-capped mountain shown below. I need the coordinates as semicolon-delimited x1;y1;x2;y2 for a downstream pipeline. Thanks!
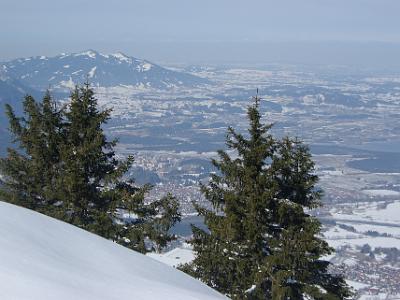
1;50;210;91
0;201;227;300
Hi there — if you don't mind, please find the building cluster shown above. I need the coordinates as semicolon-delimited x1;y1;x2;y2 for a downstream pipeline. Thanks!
333;258;400;298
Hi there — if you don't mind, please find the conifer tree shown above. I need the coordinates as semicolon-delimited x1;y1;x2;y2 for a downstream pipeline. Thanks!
0;84;180;253
0;92;63;212
59;84;120;228
58;83;181;251
266;138;351;299
182;95;351;299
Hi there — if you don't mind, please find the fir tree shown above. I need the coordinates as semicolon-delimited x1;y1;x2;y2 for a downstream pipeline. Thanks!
182;94;351;299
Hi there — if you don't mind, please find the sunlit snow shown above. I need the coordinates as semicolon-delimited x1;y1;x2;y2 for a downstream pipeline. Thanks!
0;201;227;300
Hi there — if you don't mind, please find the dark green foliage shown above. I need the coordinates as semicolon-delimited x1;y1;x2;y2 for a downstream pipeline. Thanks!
0;91;64;212
182;95;351;299
0;84;180;253
58;85;120;228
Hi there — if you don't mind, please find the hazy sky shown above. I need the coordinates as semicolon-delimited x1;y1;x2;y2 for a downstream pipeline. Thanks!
2;0;400;66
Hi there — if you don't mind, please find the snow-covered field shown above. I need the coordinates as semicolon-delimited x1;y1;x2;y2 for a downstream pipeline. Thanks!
324;200;400;250
330;200;400;225
0;201;227;300
147;245;195;268
362;189;400;197
345;223;400;238
328;235;400;250
322;198;400;298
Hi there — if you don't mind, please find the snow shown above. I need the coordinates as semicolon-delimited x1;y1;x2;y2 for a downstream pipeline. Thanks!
99;53;110;58
323;226;362;239
341;223;400;238
362;189;400;197
72;70;83;75
142;63;152;71
147;247;195;268
112;52;132;63
359;293;391;300
244;285;256;293
319;170;343;176
75;50;97;59
88;66;97;78
137;62;153;72
346;280;369;290
328;236;400;250
342;258;358;266
59;77;75;89
331;200;400;224
325;199;400;251
0;201;227;300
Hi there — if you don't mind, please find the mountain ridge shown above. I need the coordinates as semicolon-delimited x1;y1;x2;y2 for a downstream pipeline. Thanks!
1;49;210;91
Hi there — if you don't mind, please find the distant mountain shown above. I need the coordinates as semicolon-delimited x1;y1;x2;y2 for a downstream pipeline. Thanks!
1;50;210;91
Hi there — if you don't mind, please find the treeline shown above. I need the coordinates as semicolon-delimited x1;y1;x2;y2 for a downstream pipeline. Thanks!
0;85;351;299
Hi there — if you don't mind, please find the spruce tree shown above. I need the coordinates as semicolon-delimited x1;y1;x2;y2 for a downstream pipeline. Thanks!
0;84;181;253
59;84;119;228
58;83;181;251
266;138;351;299
182;95;351;299
0;92;63;212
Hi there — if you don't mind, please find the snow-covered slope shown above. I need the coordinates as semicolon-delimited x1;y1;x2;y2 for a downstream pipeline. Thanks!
0;201;227;300
148;246;195;268
0;50;209;91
